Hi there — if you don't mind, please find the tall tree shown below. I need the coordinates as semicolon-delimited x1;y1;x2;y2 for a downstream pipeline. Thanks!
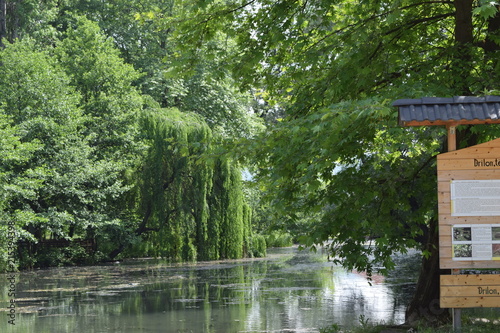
0;0;5;46
56;16;144;160
168;0;500;324
134;108;253;261
0;38;90;267
0;0;60;47
0;111;42;271
66;0;263;138
0;19;146;268
54;17;148;262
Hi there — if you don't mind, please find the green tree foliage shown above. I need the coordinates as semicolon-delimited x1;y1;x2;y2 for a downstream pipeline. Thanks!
0;0;61;47
135;108;254;261
181;70;263;138
0;39;90;267
169;0;500;324
56;16;144;160
53;17;150;263
0;22;145;268
0;0;269;273
0;112;41;271
57;18;148;256
59;0;174;92
60;1;263;139
167;0;500;123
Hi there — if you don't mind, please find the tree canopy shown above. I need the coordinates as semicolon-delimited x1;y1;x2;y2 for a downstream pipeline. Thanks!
0;4;264;272
134;108;255;261
166;0;500;324
3;0;500;325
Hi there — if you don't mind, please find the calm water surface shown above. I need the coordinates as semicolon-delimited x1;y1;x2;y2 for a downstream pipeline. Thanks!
1;247;420;333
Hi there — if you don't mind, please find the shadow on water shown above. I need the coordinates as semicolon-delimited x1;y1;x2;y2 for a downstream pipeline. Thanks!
1;247;422;333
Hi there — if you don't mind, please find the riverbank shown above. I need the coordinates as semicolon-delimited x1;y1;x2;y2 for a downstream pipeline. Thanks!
320;318;500;333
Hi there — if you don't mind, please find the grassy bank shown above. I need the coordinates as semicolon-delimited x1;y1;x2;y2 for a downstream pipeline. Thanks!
320;324;500;333
320;316;500;333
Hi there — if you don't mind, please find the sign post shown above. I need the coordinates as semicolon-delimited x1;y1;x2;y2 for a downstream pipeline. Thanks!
437;138;500;332
437;138;500;269
393;96;500;332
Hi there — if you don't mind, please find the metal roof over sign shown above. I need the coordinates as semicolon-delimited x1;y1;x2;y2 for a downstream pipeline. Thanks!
393;96;500;127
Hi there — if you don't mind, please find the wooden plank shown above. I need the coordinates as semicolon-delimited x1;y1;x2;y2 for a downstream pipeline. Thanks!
437;187;450;196
438;215;500;225
438;181;450;192
441;275;500;308
441;297;500;308
447;125;456;152
439;247;452;258
440;261;500;269
437;214;456;222
439;239;451;248
438;203;449;210
441;224;452;232
404;119;500;127
441;286;500;296
437;170;500;179
438;192;450;204
441;275;500;285
440;260;500;269
442;147;500;159
438;159;500;170
437;138;500;155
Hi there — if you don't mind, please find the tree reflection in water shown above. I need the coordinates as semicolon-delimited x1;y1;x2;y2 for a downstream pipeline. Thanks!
1;247;420;332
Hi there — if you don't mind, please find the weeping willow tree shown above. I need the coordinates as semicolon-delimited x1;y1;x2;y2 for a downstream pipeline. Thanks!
134;108;254;261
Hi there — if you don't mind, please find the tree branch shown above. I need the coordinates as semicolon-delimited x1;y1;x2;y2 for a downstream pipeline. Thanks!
199;0;258;24
305;1;454;54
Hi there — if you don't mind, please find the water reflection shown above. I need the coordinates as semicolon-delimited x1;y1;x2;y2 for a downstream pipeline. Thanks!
1;247;418;332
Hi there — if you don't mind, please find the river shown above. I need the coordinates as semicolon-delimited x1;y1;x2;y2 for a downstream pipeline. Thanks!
1;247;420;333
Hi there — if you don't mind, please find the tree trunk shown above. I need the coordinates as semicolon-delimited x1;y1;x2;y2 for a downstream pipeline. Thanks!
0;0;6;47
108;244;125;260
404;0;479;312
482;9;500;91
484;11;500;53
454;0;473;44
10;0;17;41
405;217;451;325
451;0;474;95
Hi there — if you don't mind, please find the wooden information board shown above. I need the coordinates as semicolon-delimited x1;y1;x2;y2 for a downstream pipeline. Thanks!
393;97;500;319
438;138;500;270
440;274;500;308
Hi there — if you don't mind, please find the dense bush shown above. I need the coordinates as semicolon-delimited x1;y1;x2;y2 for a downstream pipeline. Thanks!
264;231;294;248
